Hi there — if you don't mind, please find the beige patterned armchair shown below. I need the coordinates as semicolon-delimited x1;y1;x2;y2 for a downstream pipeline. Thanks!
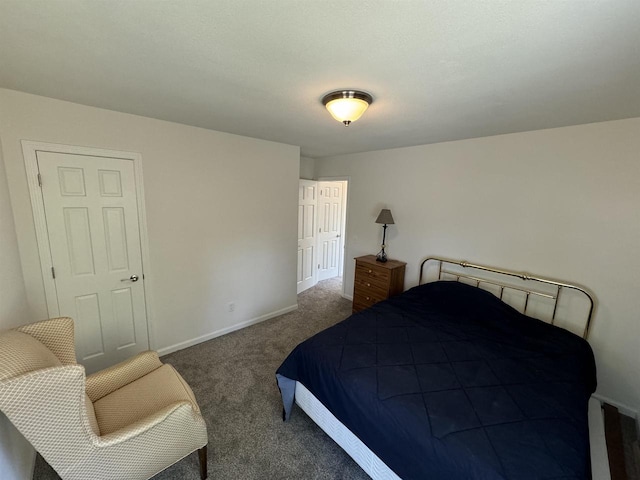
0;317;208;480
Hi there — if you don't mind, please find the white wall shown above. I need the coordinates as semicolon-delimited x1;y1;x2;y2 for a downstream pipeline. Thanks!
0;137;36;479
300;155;315;179
0;134;29;327
315;118;640;414
0;88;300;355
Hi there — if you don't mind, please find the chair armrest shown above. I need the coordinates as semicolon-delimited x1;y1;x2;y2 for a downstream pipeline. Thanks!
86;351;162;402
96;401;204;447
15;317;76;365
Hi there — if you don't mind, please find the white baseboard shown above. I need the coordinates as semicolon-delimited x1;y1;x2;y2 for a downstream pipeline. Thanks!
592;393;639;419
342;293;353;301
157;304;298;356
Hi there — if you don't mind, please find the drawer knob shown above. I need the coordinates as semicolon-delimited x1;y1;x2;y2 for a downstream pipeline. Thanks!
368;269;372;273
366;282;371;287
366;296;370;300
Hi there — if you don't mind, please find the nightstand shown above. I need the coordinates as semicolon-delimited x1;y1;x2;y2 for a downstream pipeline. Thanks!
353;255;406;313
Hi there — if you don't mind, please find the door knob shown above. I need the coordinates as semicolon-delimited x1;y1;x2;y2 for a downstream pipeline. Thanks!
121;274;139;282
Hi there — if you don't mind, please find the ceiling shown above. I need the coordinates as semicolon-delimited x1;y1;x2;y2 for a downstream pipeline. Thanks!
1;1;639;158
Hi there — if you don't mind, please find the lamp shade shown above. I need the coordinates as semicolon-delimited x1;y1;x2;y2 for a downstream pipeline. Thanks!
322;90;373;126
375;209;395;225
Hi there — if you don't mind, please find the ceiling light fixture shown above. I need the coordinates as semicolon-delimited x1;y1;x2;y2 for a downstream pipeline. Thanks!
322;90;373;126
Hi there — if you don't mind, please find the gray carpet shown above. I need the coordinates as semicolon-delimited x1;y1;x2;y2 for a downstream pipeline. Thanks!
31;278;640;479
622;415;640;480
34;277;370;479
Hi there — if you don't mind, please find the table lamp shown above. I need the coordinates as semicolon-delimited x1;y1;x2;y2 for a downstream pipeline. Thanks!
375;209;395;263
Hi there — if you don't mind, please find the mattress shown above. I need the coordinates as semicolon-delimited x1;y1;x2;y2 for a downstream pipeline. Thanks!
277;281;597;479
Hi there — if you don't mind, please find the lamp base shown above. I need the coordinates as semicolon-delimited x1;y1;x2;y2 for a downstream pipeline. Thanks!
376;250;388;263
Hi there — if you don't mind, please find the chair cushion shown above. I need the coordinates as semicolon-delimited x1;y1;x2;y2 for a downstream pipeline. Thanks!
0;330;62;381
93;364;199;435
86;351;163;402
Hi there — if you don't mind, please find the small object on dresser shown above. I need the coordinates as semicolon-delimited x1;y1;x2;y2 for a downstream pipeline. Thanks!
353;255;406;313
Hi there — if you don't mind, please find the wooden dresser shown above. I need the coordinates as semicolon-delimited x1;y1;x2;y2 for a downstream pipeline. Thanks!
353;255;406;313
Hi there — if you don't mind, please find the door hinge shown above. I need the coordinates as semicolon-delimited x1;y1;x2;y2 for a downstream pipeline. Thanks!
318;264;320;269
37;173;42;187
51;266;56;279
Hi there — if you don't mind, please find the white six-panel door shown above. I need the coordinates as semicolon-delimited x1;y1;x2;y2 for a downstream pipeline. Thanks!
317;181;344;281
37;151;149;373
297;180;318;294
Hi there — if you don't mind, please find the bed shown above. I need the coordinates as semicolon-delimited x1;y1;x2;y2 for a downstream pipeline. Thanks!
276;257;600;480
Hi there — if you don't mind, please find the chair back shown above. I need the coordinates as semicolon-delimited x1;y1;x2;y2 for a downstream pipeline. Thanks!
0;319;99;477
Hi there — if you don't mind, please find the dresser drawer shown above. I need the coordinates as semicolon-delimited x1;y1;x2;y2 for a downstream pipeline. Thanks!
355;263;390;287
354;276;388;298
353;291;386;311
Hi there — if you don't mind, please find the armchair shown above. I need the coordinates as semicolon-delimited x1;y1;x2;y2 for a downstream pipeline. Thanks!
0;317;208;480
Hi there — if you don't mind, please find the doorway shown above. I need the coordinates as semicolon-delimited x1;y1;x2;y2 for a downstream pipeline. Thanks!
23;142;152;373
296;178;348;295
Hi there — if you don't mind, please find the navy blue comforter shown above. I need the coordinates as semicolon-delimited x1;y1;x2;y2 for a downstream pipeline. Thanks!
276;281;596;480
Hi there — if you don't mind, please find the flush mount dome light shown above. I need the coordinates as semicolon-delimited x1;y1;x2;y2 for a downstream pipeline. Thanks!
322;90;373;126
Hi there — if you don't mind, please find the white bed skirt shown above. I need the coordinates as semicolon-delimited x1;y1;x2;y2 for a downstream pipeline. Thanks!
294;381;610;480
294;381;401;480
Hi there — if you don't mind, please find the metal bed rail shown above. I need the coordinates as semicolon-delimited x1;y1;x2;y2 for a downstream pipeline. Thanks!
419;257;595;339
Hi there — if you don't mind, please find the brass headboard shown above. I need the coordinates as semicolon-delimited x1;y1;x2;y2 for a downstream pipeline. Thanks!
419;257;595;339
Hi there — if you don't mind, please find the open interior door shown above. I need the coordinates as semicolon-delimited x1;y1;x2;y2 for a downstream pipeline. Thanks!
297;179;318;293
